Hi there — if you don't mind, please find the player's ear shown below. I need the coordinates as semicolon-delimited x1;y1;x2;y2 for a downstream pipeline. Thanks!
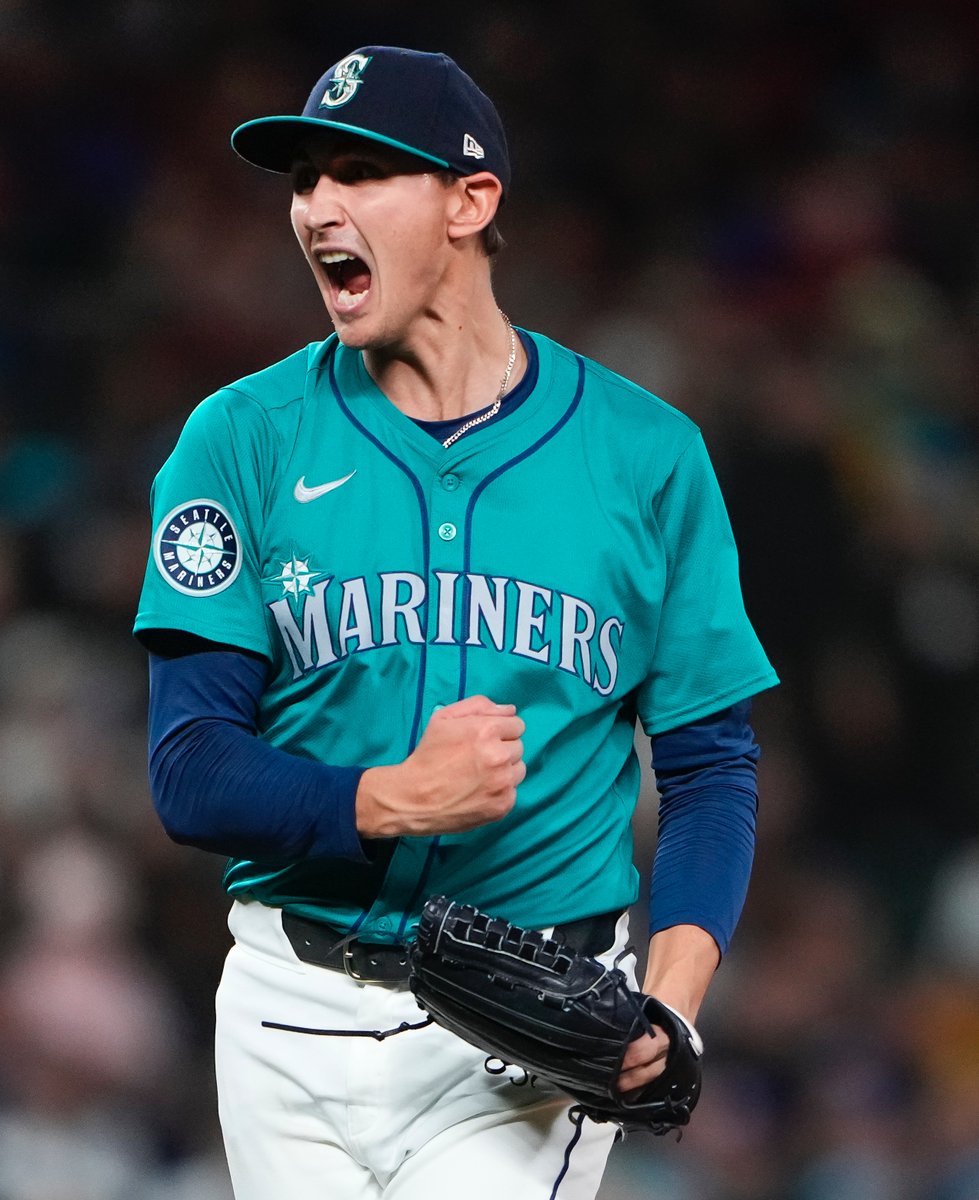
446;172;503;244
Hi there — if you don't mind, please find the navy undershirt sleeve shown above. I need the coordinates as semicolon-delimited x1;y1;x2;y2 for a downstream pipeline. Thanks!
648;699;760;956
147;648;369;863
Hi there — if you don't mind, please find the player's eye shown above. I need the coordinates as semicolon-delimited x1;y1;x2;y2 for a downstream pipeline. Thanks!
333;159;386;184
291;161;320;194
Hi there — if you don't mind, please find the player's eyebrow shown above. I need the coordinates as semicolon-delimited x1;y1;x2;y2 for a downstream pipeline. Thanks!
292;137;433;181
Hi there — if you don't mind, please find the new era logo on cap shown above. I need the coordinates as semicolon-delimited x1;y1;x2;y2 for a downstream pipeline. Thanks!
463;133;485;159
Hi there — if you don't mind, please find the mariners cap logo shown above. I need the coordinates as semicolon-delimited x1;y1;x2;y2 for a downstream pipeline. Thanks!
153;500;242;596
320;53;372;109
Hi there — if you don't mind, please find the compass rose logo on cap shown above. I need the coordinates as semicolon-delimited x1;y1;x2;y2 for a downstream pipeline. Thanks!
320;53;372;109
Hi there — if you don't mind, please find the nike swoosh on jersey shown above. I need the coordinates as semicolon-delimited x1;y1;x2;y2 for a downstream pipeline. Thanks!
294;471;357;502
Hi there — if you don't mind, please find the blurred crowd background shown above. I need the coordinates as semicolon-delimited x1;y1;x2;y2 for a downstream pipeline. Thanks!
0;1;977;1197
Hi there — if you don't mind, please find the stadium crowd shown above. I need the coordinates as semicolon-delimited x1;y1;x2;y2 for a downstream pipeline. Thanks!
0;2;976;1197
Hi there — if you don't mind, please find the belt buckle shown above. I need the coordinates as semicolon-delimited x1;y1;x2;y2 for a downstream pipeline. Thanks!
342;941;409;984
342;944;370;982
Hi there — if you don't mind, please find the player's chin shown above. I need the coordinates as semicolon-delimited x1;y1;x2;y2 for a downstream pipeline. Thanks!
318;285;372;340
329;313;374;349
325;297;372;342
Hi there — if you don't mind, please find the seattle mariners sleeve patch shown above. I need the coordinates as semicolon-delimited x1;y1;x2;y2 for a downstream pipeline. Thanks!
153;499;242;595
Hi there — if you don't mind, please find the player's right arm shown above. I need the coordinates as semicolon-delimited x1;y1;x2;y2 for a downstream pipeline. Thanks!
147;640;523;861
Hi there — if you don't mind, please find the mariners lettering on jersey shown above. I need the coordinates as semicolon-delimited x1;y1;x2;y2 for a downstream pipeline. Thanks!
153;500;242;596
269;570;623;694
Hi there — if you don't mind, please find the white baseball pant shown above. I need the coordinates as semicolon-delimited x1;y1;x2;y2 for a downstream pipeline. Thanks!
215;898;636;1200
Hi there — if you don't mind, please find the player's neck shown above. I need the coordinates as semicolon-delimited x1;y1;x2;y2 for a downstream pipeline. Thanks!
362;300;525;423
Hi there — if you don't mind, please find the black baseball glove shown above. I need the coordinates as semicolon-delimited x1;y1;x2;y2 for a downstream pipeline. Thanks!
409;895;703;1135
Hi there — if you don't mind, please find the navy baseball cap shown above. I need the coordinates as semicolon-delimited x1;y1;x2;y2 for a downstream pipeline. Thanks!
231;46;510;194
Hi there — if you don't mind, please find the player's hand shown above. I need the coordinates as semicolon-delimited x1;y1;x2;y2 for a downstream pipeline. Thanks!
617;1021;671;1092
355;695;526;837
621;924;716;1092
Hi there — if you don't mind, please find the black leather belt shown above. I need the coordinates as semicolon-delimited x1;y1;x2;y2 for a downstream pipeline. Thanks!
281;907;622;984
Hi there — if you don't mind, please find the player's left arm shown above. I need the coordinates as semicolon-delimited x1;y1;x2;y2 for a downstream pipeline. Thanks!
617;698;760;1091
618;924;719;1091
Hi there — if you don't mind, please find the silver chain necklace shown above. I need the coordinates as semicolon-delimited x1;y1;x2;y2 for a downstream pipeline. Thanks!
441;311;517;449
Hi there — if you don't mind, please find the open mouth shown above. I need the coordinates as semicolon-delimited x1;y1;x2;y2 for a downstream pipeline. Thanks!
318;251;372;309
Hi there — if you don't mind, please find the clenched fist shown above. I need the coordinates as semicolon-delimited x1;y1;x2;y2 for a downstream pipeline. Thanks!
355;695;526;838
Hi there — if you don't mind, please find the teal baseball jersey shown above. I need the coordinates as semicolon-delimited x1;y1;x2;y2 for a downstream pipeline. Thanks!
135;330;777;940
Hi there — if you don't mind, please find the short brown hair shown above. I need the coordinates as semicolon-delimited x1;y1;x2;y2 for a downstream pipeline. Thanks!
479;219;506;257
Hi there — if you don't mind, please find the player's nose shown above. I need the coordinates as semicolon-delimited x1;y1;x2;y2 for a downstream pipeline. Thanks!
297;176;347;231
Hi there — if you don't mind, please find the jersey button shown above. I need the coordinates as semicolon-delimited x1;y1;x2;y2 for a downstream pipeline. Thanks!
441;473;460;491
438;522;457;541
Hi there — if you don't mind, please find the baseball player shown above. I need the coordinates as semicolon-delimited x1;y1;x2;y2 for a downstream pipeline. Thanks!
135;46;778;1200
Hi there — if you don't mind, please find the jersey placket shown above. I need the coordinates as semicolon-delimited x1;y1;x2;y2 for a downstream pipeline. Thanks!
353;455;471;943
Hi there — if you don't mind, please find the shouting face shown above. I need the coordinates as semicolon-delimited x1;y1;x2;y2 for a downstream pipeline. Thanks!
290;133;461;351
